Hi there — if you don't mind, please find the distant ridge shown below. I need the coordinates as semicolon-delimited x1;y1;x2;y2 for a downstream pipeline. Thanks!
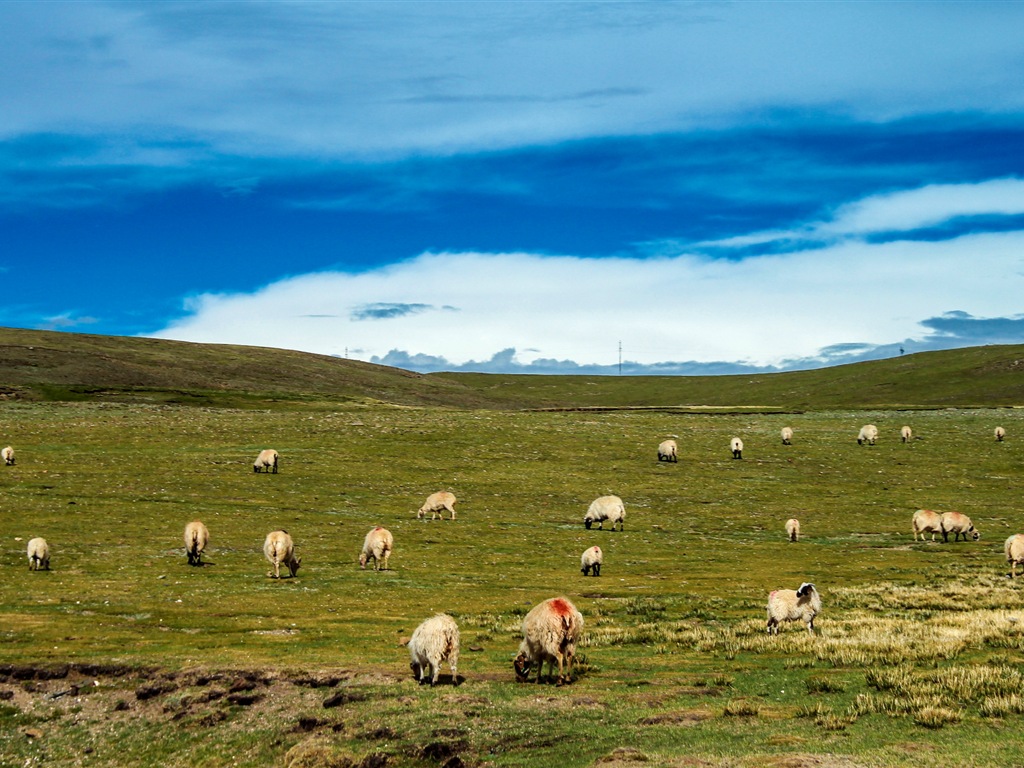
0;327;1023;410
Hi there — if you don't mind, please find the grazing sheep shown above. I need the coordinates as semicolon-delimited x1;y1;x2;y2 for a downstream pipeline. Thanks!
513;597;584;686
857;425;879;445
912;509;943;542
657;439;678;463
940;511;980;543
264;530;301;578
184;520;209;566
359;526;394;571
901;425;913;443
996;426;1006;442
584;495;625;531
730;437;743;459
2;446;14;466
26;537;49;571
408;614;460;686
580;546;603;576
1005;534;1024;579
766;582;821;636
780;427;793;446
785;518;800;542
417;491;457;520
253;449;279;474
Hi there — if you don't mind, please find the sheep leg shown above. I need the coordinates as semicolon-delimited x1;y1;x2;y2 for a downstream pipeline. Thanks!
594;563;601;577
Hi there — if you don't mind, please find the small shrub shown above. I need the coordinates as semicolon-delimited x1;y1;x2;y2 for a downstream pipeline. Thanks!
980;694;1024;717
914;707;962;729
722;699;760;717
806;674;846;694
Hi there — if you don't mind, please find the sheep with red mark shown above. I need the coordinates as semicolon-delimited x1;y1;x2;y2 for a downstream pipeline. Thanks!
580;546;603;576
359;526;393;571
941;511;980;542
912;509;943;541
514;597;584;686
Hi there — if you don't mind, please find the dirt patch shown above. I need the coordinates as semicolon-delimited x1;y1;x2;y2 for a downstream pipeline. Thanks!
639;709;712;726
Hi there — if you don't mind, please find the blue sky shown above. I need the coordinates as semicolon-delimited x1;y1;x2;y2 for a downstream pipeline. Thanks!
5;1;1024;374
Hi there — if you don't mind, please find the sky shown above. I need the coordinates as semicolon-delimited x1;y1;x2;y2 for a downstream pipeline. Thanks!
5;1;1024;374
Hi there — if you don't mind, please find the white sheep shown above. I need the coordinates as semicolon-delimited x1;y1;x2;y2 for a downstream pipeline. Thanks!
912;509;943;541
359;526;393;571
1005;534;1024;579
580;545;603;576
408;614;460;686
857;425;878;445
184;520;209;566
513;596;584;686
417;491;456;520
253;448;279;474
901;425;913;443
264;530;301;578
785;518;800;542
780;427;793;446
584;495;625;531
766;582;821;635
730;437;743;459
2;446;15;466
940;511;980;542
657;439;678;463
27;537;49;571
996;426;1006;442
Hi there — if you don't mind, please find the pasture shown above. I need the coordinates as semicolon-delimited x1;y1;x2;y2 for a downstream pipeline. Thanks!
1;401;1024;767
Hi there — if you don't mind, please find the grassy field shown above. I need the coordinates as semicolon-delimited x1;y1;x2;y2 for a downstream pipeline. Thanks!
2;396;1024;767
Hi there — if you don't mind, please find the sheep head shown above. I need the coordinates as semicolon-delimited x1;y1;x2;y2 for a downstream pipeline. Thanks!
288;557;302;577
584;519;593;530
513;652;532;681
796;582;816;598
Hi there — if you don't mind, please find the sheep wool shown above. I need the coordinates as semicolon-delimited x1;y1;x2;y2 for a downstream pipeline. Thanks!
408;614;460;686
2;446;14;466
657;439;678;463
417;491;457;520
730;437;743;460
901;426;913;443
767;582;821;635
514;597;584;686
584;495;625;531
264;530;301;578
857;425;878;445
184;520;209;566
780;427;793;446
996;426;1006;442
941;511;980;543
785;518;800;542
359;526;394;571
912;509;943;541
253;449;279;474
1005;534;1024;579
27;537;49;571
580;546;603;576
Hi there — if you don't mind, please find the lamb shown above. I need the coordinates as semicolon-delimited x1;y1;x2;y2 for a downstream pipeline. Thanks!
785;518;800;542
657;439;678;463
912;509;943;541
730;437;743;459
996;426;1006;442
359;526;394;571
940;511;980;542
1005;534;1024;579
583;495;625;531
264;530;301;578
253;448;279;474
513;596;584;686
184;520;209;566
901;425;913;443
580;545;603;576
417;491;457;520
766;582;821;635
2;446;14;465
27;537;49;571
780;427;793;446
857;425;879;445
408;614;460;686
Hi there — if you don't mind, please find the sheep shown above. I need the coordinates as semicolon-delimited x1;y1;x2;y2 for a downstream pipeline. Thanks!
996;426;1006;442
780;427;793;446
513;596;584;686
766;582;821;635
417;491;456;520
857;425;878;445
264;530;301;578
580;545;603;576
408;614;460;686
584;495;625;531
27;537;49;571
253;448;279;473
184;520;209;566
1005;534;1024;579
657;439;678;463
359;526;393;571
940;511;980;542
2;446;14;466
730;437;743;459
785;518;800;542
901;425;913;443
912;509;943;541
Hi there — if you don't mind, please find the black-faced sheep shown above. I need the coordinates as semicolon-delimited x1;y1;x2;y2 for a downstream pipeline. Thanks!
996;426;1006;442
359;526;393;571
253;449;279;474
657;439;678;462
580;546;603;576
857;425;878;445
264;530;301;578
781;427;793;445
912;509;943;541
766;582;821;635
27;537;49;571
730;437;743;459
408;614;460;686
584;495;625;531
785;518;800;542
417;491;456;520
2;446;14;466
1005;534;1024;579
941;511;980;542
901;425;913;443
513;596;584;686
184;520;209;566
